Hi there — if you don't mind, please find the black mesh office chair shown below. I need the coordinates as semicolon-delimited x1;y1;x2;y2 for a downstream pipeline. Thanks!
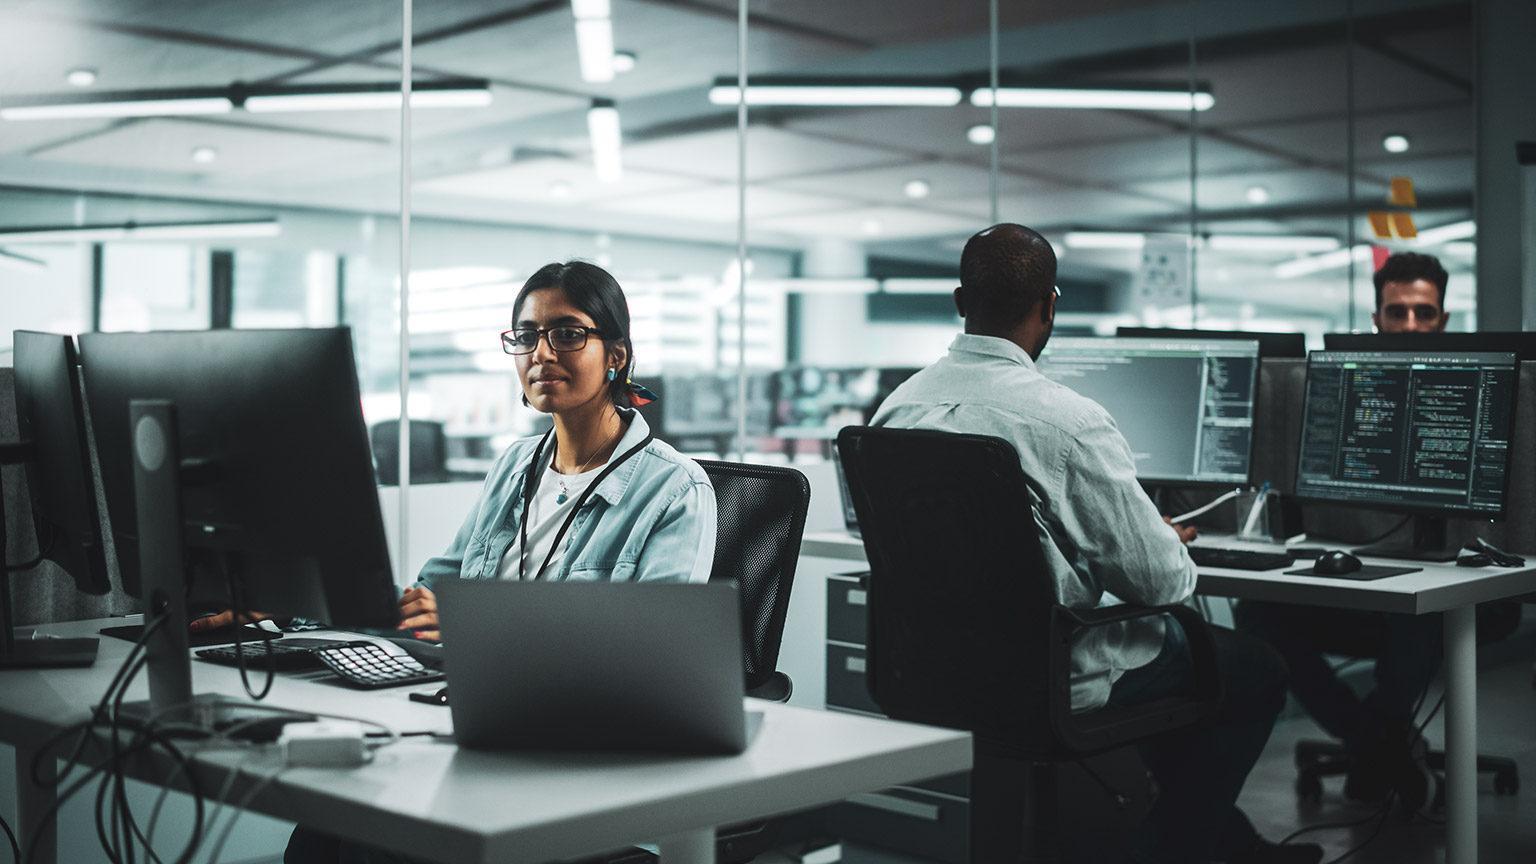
580;460;810;864
370;419;449;485
836;426;1221;864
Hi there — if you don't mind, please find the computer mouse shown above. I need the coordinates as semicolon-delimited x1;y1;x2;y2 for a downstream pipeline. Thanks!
1312;550;1363;576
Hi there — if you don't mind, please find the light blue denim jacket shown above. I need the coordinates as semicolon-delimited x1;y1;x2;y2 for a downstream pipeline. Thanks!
415;411;717;590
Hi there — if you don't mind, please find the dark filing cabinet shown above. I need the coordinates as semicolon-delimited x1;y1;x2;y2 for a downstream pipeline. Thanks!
823;572;1153;864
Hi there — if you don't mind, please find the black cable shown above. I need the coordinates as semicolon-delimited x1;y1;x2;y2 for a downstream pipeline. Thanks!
226;557;276;702
1;812;19;864
1356;515;1413;546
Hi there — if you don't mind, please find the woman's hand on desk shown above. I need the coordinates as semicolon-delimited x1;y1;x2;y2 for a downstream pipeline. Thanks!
1164;516;1198;546
398;586;440;641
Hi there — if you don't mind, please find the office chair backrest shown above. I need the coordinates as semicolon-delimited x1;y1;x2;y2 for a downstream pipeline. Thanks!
836;426;1055;743
697;460;810;693
370;419;449;485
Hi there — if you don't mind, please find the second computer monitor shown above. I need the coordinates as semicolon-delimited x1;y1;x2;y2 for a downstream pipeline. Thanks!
1036;337;1261;485
1295;350;1518;519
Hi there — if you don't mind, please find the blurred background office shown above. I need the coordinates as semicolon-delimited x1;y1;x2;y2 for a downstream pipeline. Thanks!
2;0;1532;475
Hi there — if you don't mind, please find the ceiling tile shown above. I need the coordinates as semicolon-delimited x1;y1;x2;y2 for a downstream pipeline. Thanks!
594;183;849;222
414;156;698;204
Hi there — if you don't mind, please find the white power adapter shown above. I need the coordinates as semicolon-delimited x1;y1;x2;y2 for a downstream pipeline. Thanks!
278;720;369;767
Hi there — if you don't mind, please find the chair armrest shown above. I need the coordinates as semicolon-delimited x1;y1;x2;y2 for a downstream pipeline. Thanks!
745;671;792;703
1047;602;1222;754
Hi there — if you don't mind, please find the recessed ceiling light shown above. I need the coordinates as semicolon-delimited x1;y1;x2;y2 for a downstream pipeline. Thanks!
903;179;931;199
65;68;98;88
1382;133;1410;153
548;180;573;198
191;146;218;164
966;124;995;145
862;219;883;236
1244;184;1270;205
611;51;637;74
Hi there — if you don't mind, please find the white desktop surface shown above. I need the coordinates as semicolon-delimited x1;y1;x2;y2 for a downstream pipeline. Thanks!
799;528;1536;864
2;617;971;864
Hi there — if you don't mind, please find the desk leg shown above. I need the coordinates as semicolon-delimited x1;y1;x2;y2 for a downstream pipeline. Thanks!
654;829;714;864
16;745;57;864
1444;605;1476;864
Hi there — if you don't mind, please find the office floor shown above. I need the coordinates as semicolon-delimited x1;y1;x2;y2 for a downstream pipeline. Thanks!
816;649;1536;864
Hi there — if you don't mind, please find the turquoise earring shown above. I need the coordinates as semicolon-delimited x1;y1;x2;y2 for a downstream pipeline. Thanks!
606;368;617;381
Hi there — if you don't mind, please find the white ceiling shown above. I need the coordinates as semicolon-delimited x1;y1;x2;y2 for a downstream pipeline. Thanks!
0;0;1477;280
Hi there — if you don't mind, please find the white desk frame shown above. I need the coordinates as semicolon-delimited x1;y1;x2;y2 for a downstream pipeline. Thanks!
804;529;1536;864
2;618;971;864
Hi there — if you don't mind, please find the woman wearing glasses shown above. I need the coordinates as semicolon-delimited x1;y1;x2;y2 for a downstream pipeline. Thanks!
394;260;718;641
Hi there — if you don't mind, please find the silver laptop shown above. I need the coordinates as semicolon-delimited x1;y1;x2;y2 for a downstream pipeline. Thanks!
437;580;754;754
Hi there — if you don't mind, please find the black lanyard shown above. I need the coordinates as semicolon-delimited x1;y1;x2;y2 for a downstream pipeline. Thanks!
517;427;654;581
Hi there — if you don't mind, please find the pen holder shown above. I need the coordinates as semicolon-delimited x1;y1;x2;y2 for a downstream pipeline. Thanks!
1235;488;1272;541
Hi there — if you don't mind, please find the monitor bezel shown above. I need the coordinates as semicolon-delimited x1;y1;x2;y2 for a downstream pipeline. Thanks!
1291;349;1521;520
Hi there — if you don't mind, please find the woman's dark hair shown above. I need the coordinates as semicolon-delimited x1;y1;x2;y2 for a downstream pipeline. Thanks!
512;260;636;409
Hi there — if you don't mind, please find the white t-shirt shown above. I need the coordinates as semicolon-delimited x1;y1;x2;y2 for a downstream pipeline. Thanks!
496;455;605;581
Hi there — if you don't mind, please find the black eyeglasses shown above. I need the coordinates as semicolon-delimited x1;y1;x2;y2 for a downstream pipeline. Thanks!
501;326;604;355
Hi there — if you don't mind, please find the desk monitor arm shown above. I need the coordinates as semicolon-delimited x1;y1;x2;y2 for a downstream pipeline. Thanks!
0;440;100;668
1354;515;1459;563
128;400;196;718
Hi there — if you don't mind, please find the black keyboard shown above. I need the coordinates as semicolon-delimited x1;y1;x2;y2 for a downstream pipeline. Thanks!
312;641;445;689
1188;547;1293;571
197;639;445;689
196;640;329;671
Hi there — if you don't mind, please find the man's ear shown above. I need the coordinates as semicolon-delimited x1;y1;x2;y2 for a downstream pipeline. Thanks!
1371;311;1381;333
1041;291;1056;324
1437;311;1451;332
953;286;966;319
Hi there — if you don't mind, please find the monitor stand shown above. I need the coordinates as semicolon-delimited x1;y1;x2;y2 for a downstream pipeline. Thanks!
0;440;100;668
1353;515;1460;563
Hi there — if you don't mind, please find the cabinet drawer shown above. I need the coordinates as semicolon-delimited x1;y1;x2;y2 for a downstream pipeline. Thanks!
828;784;969;864
825;643;881;715
825;572;870;645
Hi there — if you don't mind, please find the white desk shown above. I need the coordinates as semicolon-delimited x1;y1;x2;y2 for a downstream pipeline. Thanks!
2;617;971;864
803;529;1536;864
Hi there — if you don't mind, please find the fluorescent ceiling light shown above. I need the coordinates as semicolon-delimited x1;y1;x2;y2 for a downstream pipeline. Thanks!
971;87;1213;111
759;279;879;295
0;219;280;243
1064;231;1146;249
571;0;610;19
1413;220;1475;244
1205;235;1340;253
408;284;518;313
903;179;931;199
245;88;491;112
1382;133;1410;153
587;101;622;183
0;248;47;272
882;278;955;294
575;18;616;83
406;267;516;291
1273;245;1373;279
65;68;97;88
708;83;962;107
1;96;232;120
1244;184;1270;205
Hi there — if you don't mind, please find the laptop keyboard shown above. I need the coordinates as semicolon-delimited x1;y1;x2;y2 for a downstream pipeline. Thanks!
1187;546;1294;571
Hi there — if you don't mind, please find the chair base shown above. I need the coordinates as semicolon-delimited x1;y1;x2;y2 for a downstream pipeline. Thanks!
1293;738;1519;800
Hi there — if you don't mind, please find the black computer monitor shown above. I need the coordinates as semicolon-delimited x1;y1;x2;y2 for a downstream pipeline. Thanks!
1324;331;1536;361
1036;337;1262;486
79;327;399;715
1294;350;1519;560
2;331;111;667
1118;327;1306;359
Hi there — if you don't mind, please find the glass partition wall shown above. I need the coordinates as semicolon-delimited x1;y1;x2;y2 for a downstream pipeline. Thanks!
1;0;1479;483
